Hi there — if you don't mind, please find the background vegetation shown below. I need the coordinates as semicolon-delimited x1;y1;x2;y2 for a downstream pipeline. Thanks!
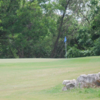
0;0;100;58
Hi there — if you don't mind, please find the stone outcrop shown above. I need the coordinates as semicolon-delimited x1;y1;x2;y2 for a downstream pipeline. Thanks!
62;72;100;91
62;79;77;91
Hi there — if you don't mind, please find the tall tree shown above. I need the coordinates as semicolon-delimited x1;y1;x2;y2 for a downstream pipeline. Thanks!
50;0;90;57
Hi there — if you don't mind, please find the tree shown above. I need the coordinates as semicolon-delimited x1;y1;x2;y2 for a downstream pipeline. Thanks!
0;0;20;58
0;0;57;58
50;0;91;58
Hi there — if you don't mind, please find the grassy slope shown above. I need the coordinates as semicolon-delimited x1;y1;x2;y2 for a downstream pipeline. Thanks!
0;57;100;100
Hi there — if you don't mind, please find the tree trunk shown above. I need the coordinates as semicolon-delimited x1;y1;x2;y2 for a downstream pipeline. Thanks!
50;0;71;58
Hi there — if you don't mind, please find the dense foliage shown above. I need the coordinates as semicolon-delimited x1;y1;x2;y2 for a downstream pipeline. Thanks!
0;0;100;58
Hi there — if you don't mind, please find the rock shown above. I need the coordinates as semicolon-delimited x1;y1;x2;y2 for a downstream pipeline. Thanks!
95;72;100;86
62;80;71;85
62;72;100;91
76;73;100;88
76;74;88;88
97;72;100;80
62;79;77;91
62;86;67;91
66;82;75;89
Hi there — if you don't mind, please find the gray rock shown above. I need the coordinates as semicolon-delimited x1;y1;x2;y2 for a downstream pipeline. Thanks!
76;73;100;88
62;72;100;91
62;79;77;91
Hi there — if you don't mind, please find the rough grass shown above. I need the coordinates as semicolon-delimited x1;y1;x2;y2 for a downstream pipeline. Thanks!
0;56;100;100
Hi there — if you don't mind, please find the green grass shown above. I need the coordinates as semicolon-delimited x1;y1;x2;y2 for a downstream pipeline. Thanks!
0;56;100;100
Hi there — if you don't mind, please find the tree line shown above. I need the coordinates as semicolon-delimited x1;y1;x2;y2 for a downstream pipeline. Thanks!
0;0;100;58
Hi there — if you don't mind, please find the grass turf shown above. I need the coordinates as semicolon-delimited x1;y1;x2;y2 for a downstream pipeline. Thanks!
0;56;100;100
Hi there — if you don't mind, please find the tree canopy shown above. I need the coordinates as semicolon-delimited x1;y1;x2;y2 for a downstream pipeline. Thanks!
0;0;100;58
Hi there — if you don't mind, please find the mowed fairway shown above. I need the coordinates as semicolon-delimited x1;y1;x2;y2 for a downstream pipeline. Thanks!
0;57;100;100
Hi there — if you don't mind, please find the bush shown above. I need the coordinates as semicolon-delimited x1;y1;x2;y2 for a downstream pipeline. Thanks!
80;50;91;56
92;38;100;56
66;47;92;58
66;47;81;58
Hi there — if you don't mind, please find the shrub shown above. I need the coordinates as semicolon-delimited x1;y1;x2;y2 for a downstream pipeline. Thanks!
80;50;91;56
66;47;92;58
92;38;100;55
66;47;81;58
